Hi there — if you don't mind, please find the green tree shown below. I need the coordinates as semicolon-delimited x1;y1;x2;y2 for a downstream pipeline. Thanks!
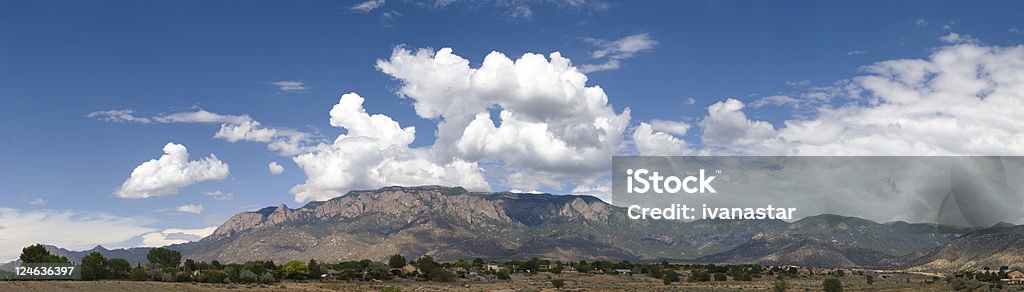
866;274;874;285
108;258;131;279
81;252;110;280
714;272;727;281
146;248;181;268
183;259;197;273
496;270;511;280
472;258;485;267
823;278;843;292
282;260;308;279
415;255;439;276
388;254;406;268
308;259;321;278
19;244;69;263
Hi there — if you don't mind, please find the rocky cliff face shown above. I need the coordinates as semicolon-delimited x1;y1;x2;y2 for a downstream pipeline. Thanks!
170;185;1004;271
178;186;628;263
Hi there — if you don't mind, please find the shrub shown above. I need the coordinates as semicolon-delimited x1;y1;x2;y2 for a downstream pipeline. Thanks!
496;270;510;280
130;268;148;281
662;270;679;285
823;278;842;292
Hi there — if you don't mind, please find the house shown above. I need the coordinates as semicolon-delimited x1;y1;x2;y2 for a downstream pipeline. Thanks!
1001;269;1024;285
614;269;633;276
485;264;505;272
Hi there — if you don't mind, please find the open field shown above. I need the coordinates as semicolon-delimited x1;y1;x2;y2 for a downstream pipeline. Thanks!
0;272;972;291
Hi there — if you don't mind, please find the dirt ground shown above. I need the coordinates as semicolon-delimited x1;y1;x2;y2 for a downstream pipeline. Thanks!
0;273;961;291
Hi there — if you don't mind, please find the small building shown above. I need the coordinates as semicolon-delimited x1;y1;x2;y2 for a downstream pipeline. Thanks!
1001;269;1024;285
485;264;505;272
614;269;633;276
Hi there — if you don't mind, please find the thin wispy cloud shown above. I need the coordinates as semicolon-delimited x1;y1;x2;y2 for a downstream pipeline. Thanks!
202;190;234;201
87;109;152;124
175;204;204;214
89;108;317;156
271;80;307;92
581;33;658;73
351;0;385;13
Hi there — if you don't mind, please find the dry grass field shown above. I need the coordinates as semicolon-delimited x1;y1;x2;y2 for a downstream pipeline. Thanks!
1;272;976;291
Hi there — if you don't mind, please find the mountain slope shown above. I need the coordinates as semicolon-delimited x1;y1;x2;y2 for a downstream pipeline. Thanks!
172;186;971;265
908;225;1024;272
173;186;721;263
696;233;894;268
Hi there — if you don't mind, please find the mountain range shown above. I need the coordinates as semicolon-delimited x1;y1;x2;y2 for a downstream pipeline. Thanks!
4;186;1020;273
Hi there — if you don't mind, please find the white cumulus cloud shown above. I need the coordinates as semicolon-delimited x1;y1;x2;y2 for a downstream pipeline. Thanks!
268;161;284;175
116;143;230;199
290;92;490;202
636;42;1024;157
376;47;630;191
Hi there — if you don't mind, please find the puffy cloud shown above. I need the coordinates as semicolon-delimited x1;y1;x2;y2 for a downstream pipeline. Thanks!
699;98;778;150
0;208;155;261
270;80;307;92
116;143;230;199
632;122;694;156
639;42;1024;157
140;226;217;247
350;0;384;12
376;47;630;191
581;33;658;73
26;198;46;206
268;162;284;175
174;204;203;214
202;190;234;201
290;93;489;202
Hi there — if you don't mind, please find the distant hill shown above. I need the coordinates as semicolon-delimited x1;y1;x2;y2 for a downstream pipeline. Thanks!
908;224;1024;272
6;185;1017;272
168;186;973;267
0;245;151;271
695;233;894;268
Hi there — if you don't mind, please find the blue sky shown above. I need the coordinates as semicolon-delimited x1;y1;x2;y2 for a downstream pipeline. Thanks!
2;0;1024;260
